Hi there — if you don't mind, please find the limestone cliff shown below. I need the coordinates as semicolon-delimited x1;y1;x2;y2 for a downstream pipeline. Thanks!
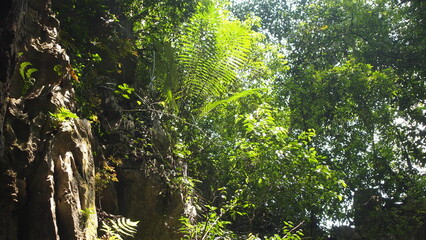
0;0;186;239
0;0;97;239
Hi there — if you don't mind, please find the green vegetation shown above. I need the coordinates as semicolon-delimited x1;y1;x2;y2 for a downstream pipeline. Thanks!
52;0;426;238
49;107;79;122
19;61;38;94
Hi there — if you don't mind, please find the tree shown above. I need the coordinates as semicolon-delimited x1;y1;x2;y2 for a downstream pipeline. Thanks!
231;0;426;238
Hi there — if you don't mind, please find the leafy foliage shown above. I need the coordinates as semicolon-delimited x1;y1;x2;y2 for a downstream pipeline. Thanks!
185;96;345;235
49;107;79;122
80;208;96;227
115;83;135;100
95;156;123;192
19;61;38;94
158;1;258;113
233;0;426;238
50;0;426;239
247;221;304;240
199;88;266;117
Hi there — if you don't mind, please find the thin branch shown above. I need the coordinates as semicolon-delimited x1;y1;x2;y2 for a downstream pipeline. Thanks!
283;221;304;238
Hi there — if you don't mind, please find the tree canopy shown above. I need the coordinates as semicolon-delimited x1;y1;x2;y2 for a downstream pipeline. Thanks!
49;0;426;238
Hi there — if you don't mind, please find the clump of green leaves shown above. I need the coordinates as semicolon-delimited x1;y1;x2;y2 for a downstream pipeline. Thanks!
53;65;63;76
19;61;38;94
179;189;249;240
49;107;79;122
180;203;235;240
80;207;96;226
81;207;96;218
247;221;304;240
115;83;135;100
188;99;346;236
95;156;122;192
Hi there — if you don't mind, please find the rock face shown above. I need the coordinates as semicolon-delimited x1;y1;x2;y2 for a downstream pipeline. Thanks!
97;95;185;240
115;170;184;240
0;0;27;162
0;0;187;239
0;0;97;239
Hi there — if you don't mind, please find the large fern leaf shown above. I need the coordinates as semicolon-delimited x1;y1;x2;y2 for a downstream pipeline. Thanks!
164;1;254;111
199;88;267;117
100;217;139;240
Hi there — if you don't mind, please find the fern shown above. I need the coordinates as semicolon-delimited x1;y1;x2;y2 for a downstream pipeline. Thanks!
100;217;139;240
19;61;38;94
199;88;267;117
161;0;254;112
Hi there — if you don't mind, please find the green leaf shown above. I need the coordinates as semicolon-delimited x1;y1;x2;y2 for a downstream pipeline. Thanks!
49;107;79;122
25;68;38;79
19;62;32;80
199;88;267;117
53;65;63;76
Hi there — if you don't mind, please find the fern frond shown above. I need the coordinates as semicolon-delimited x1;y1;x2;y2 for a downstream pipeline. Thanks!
166;0;254;111
199;88;267;117
100;217;139;240
112;218;139;237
